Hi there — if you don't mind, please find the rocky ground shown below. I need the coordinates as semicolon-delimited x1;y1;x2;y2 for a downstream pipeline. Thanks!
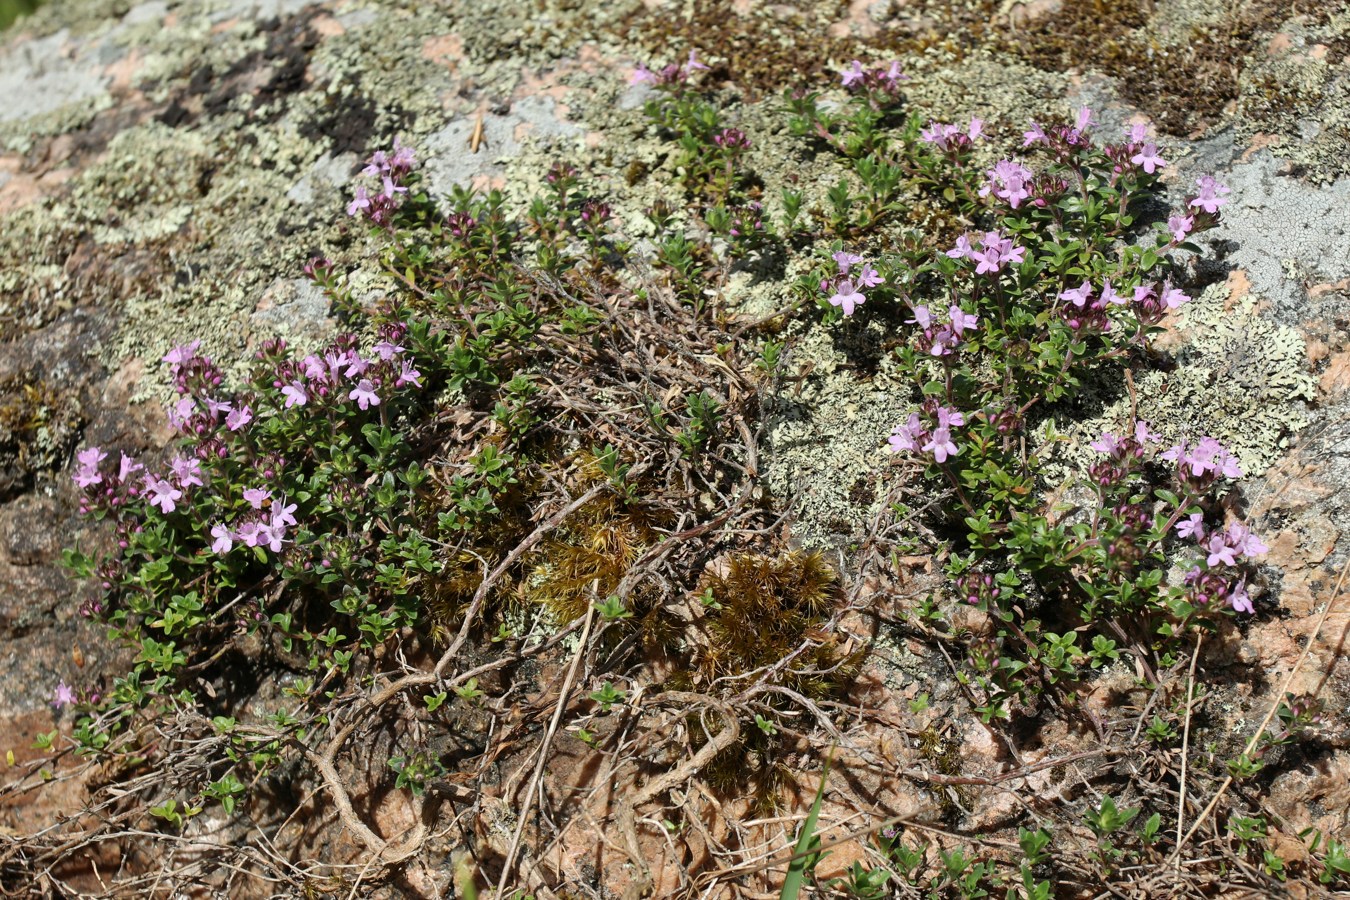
2;0;1350;897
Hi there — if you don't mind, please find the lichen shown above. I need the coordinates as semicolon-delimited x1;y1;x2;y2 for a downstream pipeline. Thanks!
1046;283;1314;481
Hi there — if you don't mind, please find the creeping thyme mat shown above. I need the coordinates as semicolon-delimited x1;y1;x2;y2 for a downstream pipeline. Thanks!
2;52;1343;899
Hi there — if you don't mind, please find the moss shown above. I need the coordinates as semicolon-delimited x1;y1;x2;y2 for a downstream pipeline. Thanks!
0;374;83;500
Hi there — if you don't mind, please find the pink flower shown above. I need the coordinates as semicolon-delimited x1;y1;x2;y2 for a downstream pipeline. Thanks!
349;379;381;409
1160;283;1191;310
1206;535;1237;568
52;681;76;709
980;160;1034;209
361;150;390;177
210;524;234;555
827;280;866;316
1131;142;1166;174
396;360;422;388
936;406;965;429
243;487;272;510
888;414;924;453
923;427;959;463
380;175;407;200
373;340;405;361
948;305;978;337
1225;523;1268;559
259;523;286;553
947;235;974;260
167;396;196;429
1101;280;1126;306
856;263;884;288
161;340;201;368
303;354;327;381
226;405;252;432
1126;122;1149;143
1176;513;1206;541
1189;175;1230;214
144;475;183;514
1075;106;1097;132
236;520;265;548
343;353;370;379
1090;432;1121;455
1167;215;1194;242
169;455;203;489
1022;121;1047;147
347;185;372;218
832;250;863;274
1059;281;1092;308
1134;421;1161;445
118;453;143;482
1229;580;1254;614
684;50;709;72
841;60;865;87
205;396;233;419
74;447;107;488
907;305;933;329
967;117;984;141
270;498;298;529
281;382;308;408
630;62;656;85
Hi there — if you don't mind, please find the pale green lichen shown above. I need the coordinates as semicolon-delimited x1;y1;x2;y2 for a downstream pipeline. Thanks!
1046;283;1314;481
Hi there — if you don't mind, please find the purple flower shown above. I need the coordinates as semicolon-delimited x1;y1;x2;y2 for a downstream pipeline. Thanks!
1059;281;1092;308
923;427;959;463
361;150;390;177
52;681;76;709
1022;121;1047;147
74;447;107;488
204;396;233;419
827;279;866;316
236;520;265;549
946;235;973;260
1206;535;1238;568
832;250;863;274
1225;523;1268;559
1090;432;1121;455
347;185;372;218
948;305;978;337
980;160;1034;209
303;354;327;381
1167;215;1194;242
936;406;965;429
380;175;408;201
884;61;906;82
169;455;203;489
856;263;884;288
243;487;271;510
841;59;865;87
271;498;298;529
343;352;370;379
389;137;416;172
920;121;960;150
373;340;405;361
1176;513;1206;541
162;340;202;368
1160;283;1191;310
1075;106;1097;132
630;62;656;85
1229;580;1254;614
1102;280;1127;306
281;382;308;408
1189;176;1231;214
1126;122;1149;143
118;453;143;482
684;50;709;72
259;523;286;553
226;405;253;432
144;475;183;514
1131;142;1166;174
350;379;381;409
210;523;234;555
967;117;984;141
1134;421;1161;445
888;414;924;453
907;305;933;329
396;360;422;388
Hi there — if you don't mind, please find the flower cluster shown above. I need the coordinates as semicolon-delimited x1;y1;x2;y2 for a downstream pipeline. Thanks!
1160;436;1243;489
1056;277;1191;331
839;59;907;98
946;230;1025;275
631;49;709;87
887;404;965;463
1022;106;1097;157
980;159;1034;209
905;303;979;357
822;250;883;316
1087;420;1162;486
919;117;983;155
347;139;416;228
